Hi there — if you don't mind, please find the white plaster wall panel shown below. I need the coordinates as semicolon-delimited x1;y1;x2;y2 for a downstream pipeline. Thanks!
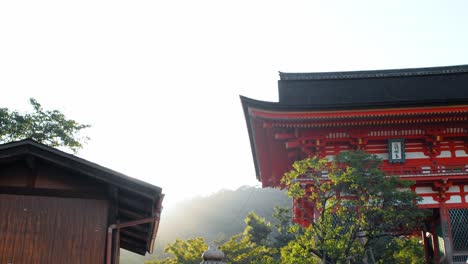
419;196;438;205
415;187;437;194
447;195;462;204
406;152;426;159
447;186;461;193
438;151;452;158
375;153;388;160
455;150;468;157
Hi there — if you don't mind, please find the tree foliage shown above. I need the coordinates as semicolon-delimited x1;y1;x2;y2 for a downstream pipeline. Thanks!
0;98;89;152
221;212;277;264
147;212;278;264
145;237;207;264
271;206;294;248
145;151;426;264
150;186;290;257
372;236;425;264
221;233;277;264
242;212;271;245
281;151;427;263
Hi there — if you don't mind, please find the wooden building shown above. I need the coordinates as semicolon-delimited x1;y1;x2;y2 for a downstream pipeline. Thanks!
0;139;164;264
241;65;468;263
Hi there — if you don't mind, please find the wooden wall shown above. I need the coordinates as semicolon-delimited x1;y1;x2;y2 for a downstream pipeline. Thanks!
0;159;112;264
0;195;109;264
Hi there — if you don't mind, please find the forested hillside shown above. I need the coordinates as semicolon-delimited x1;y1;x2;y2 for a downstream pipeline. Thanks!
121;186;290;263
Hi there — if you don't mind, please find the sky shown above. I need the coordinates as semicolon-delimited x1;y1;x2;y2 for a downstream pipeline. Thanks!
1;1;468;208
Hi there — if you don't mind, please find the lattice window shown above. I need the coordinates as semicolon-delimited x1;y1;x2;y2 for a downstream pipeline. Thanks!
449;209;468;251
452;255;468;264
330;212;354;235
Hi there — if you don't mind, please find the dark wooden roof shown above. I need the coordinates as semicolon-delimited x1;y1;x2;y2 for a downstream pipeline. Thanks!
0;139;163;255
279;64;468;80
278;64;468;107
241;64;468;181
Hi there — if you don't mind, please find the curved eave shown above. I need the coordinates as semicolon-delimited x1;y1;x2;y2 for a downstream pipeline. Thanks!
240;96;263;180
250;105;468;121
245;95;468;112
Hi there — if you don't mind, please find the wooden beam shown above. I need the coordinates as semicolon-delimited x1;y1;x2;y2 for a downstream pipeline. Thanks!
119;208;146;220
118;195;152;214
117;218;149;233
275;133;295;140
0;186;106;199
120;236;146;245
120;229;148;241
285;141;301;149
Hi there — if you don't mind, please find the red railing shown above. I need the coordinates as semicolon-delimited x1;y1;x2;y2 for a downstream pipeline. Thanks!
381;164;468;177
291;164;468;182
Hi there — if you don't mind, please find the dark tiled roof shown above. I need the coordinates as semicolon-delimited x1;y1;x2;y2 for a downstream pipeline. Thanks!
279;64;468;80
278;64;468;106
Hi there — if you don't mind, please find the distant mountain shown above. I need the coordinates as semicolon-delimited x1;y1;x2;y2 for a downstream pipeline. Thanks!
120;185;290;263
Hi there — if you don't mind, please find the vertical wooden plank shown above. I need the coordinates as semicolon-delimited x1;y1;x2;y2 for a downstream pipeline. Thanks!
107;186;119;264
0;194;109;264
26;156;37;188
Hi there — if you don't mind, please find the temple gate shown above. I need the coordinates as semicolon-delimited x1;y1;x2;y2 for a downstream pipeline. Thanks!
241;65;468;263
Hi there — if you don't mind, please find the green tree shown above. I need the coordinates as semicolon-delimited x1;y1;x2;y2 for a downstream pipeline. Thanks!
376;237;425;264
271;206;294;248
279;225;320;264
221;212;277;264
243;212;271;245
221;233;277;264
145;237;207;264
148;212;278;264
281;151;427;263
0;98;89;152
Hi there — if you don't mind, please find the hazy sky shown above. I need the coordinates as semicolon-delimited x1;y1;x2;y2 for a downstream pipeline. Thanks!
1;1;467;208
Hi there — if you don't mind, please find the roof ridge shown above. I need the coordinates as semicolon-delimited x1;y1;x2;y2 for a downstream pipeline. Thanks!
279;64;468;80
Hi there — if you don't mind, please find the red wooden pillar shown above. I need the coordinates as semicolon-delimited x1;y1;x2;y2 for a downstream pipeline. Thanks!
434;179;454;263
439;202;453;264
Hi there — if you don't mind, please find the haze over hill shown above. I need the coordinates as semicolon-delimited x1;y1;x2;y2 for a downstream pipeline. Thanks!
121;186;290;263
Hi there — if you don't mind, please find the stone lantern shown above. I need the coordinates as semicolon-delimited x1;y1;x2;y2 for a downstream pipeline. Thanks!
200;245;226;264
